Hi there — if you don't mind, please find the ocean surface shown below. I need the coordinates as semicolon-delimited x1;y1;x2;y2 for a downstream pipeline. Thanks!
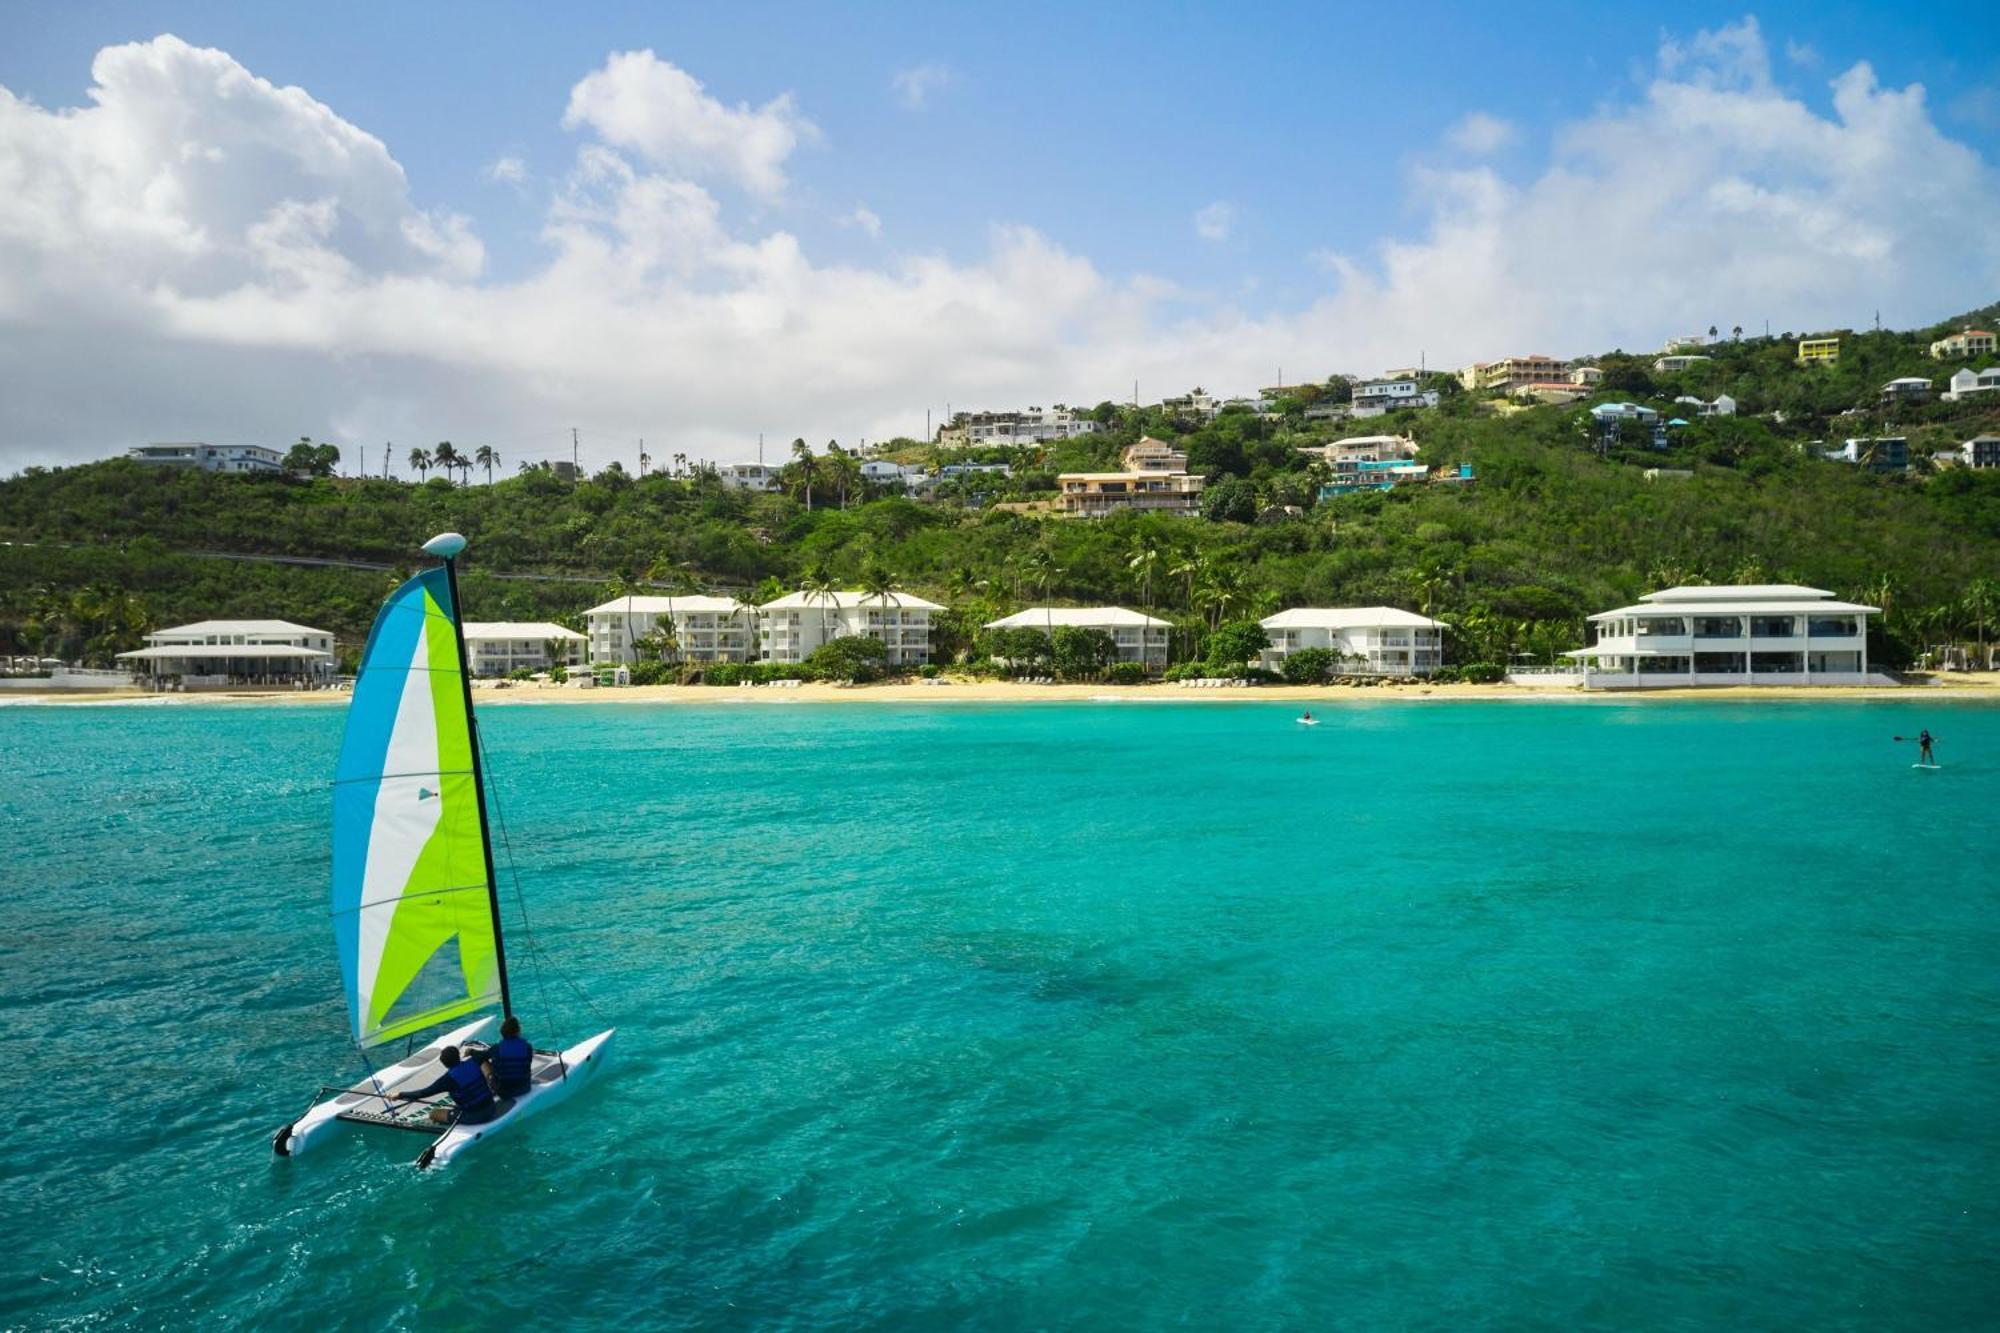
3;697;1997;1330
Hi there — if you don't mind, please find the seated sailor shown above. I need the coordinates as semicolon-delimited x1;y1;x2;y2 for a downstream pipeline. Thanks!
471;1015;536;1098
393;1045;498;1125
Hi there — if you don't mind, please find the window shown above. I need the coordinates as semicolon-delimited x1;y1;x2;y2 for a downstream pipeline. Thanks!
1636;617;1686;636
1693;617;1742;638
1807;616;1857;638
1693;652;1745;673
1750;616;1798;638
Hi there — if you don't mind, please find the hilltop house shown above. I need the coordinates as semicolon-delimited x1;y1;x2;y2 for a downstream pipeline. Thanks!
1055;438;1204;518
1942;367;2000;401
1797;336;1841;365
1350;378;1439;417
1460;355;1568;392
1568;365;1605;387
461;622;585;676
1160;388;1220;421
1962;435;2000;469
1513;381;1587;405
1258;608;1445;676
939;405;1099;447
1673;394;1737;417
758;591;940;667
585;595;756;664
714;462;779;492
1931;329;1997;360
1823;437;1909;472
116;619;335;685
1880;376;1933;405
127;443;285;474
983;607;1171;668
1653;354;1712;373
1567;585;1880;688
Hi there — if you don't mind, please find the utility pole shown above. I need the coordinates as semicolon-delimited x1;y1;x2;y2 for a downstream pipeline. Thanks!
571;427;580;472
757;433;764;469
382;442;390;480
638;438;645;476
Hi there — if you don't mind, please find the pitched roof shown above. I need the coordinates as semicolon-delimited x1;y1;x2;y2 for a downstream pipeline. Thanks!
148;619;333;639
582;595;746;616
461;621;585;640
984;607;1170;629
1260;606;1444;630
759;590;944;611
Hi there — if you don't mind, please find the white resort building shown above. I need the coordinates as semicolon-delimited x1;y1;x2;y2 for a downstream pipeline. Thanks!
758;591;941;666
117;619;336;686
1258;608;1446;675
1567;585;1881;688
983;607;1171;668
584;595;757;664
127;443;285;474
461;622;585;676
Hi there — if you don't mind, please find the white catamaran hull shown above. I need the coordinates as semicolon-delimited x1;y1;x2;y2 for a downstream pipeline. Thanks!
276;1015;498;1158
420;1027;616;1169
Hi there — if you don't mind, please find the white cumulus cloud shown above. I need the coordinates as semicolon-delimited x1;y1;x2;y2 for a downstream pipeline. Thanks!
562;49;815;199
1193;201;1234;242
1446;111;1518;154
0;23;1996;474
890;63;953;110
484;155;527;186
842;204;883;239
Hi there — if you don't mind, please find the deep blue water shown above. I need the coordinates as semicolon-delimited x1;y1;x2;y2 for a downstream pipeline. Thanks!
2;697;1997;1330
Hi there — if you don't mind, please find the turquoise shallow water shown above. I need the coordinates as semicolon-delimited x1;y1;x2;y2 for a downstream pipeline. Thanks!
3;697;1997;1330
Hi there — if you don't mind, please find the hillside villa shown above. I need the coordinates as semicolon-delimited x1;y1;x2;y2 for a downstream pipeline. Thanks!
984;607;1171;668
127;443;285;474
1797;335;1841;364
1942;367;2000;401
1460;355;1568;392
1258;607;1446;675
1566;585;1881;688
116;618;335;686
462;622;585;676
1930;328;1996;359
585;595;755;664
758;591;940;666
1055;437;1204;518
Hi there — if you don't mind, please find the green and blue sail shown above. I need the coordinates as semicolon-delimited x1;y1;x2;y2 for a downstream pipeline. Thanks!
331;567;500;1047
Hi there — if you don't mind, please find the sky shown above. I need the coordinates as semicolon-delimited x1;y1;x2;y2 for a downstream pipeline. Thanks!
0;1;1996;475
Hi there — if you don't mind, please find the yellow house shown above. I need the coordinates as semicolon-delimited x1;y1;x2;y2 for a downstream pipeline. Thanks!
1797;336;1841;365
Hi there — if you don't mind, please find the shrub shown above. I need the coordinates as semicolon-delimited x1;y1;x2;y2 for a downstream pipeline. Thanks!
918;663;941;679
549;665;568;684
1201;619;1271;671
1241;667;1281;684
1163;662;1205;682
628;660;674;686
1279;647;1336;684
1428;665;1462;683
1457;661;1506;683
1106;661;1148;684
806;634;889;683
506;667;535;681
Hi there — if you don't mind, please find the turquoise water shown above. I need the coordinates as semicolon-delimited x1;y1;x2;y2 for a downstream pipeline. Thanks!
3;698;1997;1329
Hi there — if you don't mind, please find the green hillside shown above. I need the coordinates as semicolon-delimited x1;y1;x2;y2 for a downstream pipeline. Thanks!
4;312;1998;671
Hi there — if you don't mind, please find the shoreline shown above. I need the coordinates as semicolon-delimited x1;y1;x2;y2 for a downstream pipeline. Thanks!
7;674;2000;707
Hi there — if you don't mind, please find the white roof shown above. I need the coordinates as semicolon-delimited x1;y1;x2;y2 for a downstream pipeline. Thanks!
148;619;332;639
984;607;1170;630
582;595;747;616
117;644;332;660
1261;606;1445;630
1640;584;1834;603
461;621;584;640
760;590;944;611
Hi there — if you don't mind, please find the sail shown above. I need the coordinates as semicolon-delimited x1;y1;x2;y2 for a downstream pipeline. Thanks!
331;566;500;1047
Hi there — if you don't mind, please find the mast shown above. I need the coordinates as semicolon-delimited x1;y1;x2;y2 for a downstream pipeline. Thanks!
428;533;513;1020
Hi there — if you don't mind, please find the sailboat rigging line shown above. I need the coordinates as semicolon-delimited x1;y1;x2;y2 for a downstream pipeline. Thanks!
473;718;610;1044
440;552;514;1022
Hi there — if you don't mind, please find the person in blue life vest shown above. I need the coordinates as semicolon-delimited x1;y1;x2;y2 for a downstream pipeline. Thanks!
470;1015;535;1099
393;1046;497;1126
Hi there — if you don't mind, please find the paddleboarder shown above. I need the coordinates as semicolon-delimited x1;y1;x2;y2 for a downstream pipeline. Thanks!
1918;728;1936;766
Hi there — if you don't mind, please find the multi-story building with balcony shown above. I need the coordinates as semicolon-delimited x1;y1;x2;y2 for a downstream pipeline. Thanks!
126;442;285;474
1459;355;1569;392
1568;585;1881;688
1054;437;1203;517
1349;379;1439;417
1797;336;1842;365
461;622;586;676
757;591;940;666
1258;607;1445;675
1930;328;1996;360
585;595;757;664
983;607;1171;669
1822;437;1909;472
938;405;1100;447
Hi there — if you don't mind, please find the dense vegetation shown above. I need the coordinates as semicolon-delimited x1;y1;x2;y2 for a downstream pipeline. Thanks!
4;306;1998;672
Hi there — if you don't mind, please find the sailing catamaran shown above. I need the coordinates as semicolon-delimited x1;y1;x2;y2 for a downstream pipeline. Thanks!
274;532;613;1169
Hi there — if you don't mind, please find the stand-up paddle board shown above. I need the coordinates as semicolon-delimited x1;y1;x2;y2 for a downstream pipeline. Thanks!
1913;763;1941;770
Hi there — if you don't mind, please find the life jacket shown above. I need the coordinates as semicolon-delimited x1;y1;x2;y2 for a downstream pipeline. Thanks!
443;1060;496;1111
490;1036;534;1092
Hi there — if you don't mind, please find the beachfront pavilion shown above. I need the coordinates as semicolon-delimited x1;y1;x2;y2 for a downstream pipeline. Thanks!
1567;585;1881;688
1258;607;1446;675
983;607;1171;668
117;618;336;687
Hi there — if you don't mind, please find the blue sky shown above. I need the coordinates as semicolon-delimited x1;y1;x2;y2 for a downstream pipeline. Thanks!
6;1;1993;313
0;3;1995;468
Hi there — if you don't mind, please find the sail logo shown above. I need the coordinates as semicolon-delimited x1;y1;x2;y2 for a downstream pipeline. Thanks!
417;787;438;801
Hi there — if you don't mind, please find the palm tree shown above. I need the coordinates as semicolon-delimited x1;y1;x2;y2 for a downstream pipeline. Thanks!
791;438;815;509
800;564;840;648
730;589;764;664
859;562;906;665
1126;535;1162;611
433;441;463;485
638;620;679;665
1707;324;1718;342
1169;551;1208;613
1964;578;1999;669
1199;565;1244;631
407;446;431;481
1731;325;1743;341
475;444;499;484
